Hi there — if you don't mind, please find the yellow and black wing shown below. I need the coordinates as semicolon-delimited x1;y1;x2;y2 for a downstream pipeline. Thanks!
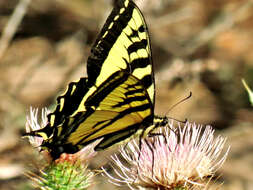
87;0;154;103
28;0;155;159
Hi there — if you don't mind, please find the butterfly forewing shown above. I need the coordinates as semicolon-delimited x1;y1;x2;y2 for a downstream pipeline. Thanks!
87;0;154;103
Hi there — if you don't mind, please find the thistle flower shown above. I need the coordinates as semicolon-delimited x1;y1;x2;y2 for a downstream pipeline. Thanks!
26;159;95;190
104;121;229;190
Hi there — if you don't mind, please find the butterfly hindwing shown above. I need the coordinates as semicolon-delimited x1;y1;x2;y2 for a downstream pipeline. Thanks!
65;71;153;150
47;77;89;128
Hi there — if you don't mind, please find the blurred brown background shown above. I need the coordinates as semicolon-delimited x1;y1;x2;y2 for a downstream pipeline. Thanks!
0;0;252;189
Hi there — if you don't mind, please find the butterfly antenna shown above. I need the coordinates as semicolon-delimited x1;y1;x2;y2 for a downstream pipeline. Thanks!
162;91;192;123
165;91;192;115
164;116;188;124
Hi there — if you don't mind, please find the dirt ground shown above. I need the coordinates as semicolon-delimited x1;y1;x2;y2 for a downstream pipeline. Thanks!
0;0;253;189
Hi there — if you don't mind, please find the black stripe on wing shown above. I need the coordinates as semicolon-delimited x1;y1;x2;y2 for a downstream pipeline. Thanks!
140;74;153;90
129;57;150;70
127;39;147;54
94;123;140;150
112;95;148;108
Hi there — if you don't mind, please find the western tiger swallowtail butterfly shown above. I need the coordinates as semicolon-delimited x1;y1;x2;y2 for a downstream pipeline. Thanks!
26;0;168;159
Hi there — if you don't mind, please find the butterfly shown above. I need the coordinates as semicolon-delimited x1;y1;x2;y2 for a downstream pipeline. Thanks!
26;0;168;160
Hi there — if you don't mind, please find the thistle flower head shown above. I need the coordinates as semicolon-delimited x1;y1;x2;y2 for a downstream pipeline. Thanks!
104;121;229;190
25;107;97;190
26;158;95;190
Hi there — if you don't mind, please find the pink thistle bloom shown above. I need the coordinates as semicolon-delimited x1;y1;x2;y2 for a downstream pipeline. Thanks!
104;121;229;190
25;109;97;189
